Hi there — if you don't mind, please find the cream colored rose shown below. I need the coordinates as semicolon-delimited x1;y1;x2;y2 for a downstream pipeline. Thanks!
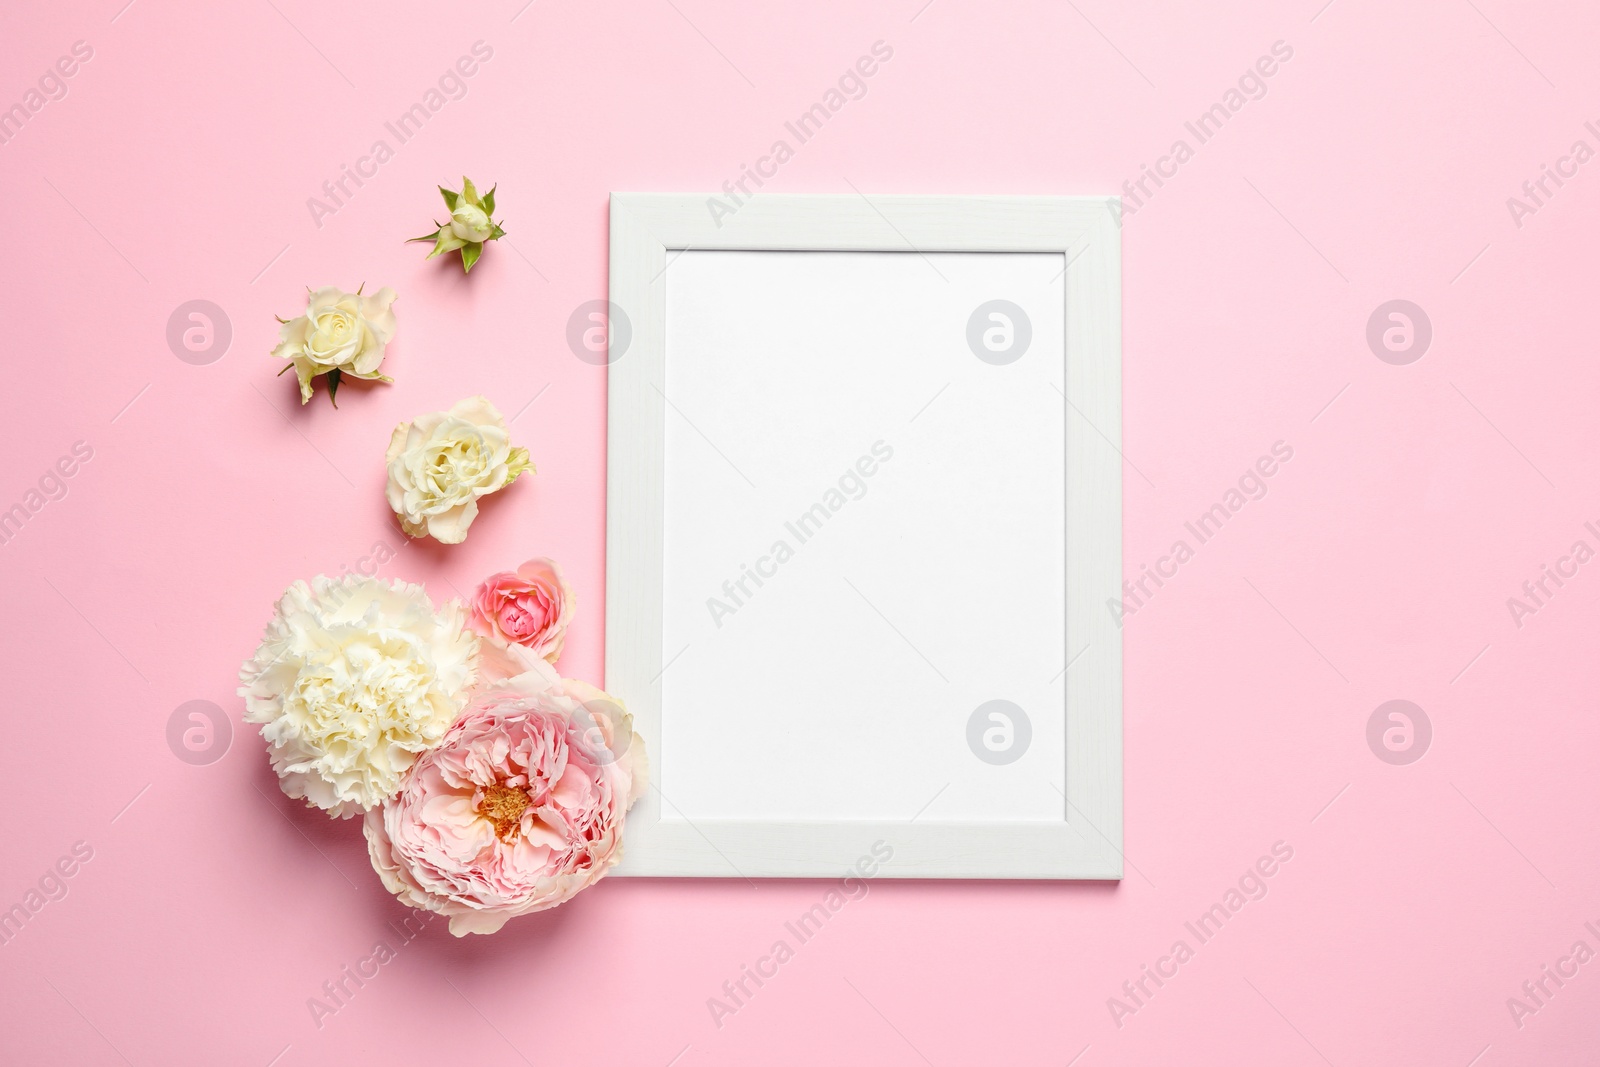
237;575;479;817
410;178;503;273
385;396;533;544
449;201;494;243
273;286;397;405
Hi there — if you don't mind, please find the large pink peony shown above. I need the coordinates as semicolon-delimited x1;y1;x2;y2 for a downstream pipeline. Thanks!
468;557;574;664
363;659;646;935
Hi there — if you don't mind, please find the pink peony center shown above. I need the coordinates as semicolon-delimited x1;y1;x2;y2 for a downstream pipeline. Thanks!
477;782;532;841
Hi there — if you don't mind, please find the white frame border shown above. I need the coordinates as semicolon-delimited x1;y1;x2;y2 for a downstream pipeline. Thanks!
606;193;1122;879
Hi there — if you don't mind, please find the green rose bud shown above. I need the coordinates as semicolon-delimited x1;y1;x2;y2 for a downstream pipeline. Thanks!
409;177;505;274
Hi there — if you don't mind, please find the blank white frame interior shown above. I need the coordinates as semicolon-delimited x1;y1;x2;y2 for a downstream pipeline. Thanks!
606;193;1122;879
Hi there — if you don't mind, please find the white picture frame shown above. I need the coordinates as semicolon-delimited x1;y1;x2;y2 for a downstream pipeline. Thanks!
605;193;1122;879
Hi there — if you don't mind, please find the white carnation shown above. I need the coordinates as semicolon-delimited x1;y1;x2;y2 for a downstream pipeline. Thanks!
238;575;479;817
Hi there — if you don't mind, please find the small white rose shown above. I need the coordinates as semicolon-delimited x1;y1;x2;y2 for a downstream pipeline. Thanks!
272;285;397;405
450;201;494;243
410;177;503;273
385;396;534;544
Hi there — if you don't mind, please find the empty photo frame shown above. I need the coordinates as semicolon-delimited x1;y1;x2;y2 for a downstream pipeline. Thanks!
605;194;1121;879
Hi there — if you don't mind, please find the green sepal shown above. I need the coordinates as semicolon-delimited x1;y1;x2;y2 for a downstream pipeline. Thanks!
460;242;483;273
481;185;496;215
326;367;342;408
419;225;468;260
439;186;459;211
461;176;480;205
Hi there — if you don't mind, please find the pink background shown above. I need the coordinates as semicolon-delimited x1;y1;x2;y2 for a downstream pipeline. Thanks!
3;0;1598;1063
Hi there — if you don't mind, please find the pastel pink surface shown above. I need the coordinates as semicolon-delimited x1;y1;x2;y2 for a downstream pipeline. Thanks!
3;1;1598;1064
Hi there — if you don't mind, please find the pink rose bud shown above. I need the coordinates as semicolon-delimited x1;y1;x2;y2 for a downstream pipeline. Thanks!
468;557;574;664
